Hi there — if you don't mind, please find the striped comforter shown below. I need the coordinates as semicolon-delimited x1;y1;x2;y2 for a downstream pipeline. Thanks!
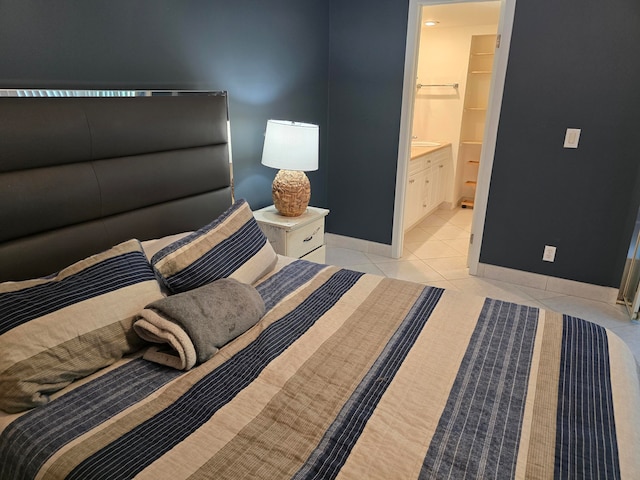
1;260;639;479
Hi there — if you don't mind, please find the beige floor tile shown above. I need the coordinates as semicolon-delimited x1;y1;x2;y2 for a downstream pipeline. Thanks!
416;224;469;241
365;250;417;263
434;208;473;227
424;256;471;280
515;284;567;301
375;260;445;284
325;247;371;267
431;209;459;220
343;263;386;276
431;225;469;240
539;295;631;330
404;227;432;244
405;240;462;259
442;238;471;255
417;214;449;227
423;279;460;290
608;324;640;367
448;277;547;309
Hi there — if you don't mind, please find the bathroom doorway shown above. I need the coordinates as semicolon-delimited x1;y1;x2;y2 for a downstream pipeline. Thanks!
402;2;500;265
392;0;516;275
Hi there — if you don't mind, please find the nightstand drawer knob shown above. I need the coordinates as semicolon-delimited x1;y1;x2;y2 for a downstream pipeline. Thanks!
303;227;320;242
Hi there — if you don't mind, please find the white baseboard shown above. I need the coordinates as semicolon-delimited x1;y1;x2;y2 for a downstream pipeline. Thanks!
476;262;619;304
325;233;392;258
324;235;617;304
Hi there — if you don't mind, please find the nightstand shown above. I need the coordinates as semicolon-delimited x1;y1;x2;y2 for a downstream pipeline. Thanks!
253;205;329;263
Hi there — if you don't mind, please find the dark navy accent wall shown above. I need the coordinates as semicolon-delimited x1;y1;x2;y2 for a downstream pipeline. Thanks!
0;0;329;210
326;1;410;244
2;0;640;288
480;0;640;287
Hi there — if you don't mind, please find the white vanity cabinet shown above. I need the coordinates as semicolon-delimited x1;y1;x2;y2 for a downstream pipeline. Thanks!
404;145;451;231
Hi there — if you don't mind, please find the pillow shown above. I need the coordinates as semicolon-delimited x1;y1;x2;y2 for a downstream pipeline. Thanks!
151;199;277;294
0;239;164;413
141;232;192;261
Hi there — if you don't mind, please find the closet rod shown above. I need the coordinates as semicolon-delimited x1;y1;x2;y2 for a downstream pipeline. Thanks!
416;83;459;89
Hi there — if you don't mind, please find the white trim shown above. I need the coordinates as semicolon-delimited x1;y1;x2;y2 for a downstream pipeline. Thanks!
326;233;392;257
391;0;422;259
392;0;517;271
478;263;619;304
468;0;516;274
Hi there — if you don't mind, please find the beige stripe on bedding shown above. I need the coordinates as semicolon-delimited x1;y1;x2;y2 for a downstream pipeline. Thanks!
513;309;546;480
0;356;143;435
185;277;425;480
137;272;386;479
229;241;278;285
43;265;340;480
523;310;563;480
0;282;160;370
607;331;640;478
336;289;487;480
0;321;142;407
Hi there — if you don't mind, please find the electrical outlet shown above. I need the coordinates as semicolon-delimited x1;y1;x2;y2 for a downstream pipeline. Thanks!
563;128;581;148
543;245;556;262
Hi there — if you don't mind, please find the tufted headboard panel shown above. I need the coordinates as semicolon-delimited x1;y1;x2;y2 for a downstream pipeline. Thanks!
0;93;232;282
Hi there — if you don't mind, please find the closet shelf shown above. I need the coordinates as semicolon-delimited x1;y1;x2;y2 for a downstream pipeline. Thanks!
459;34;496;213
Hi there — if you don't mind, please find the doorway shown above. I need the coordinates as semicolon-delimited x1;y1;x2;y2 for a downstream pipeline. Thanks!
391;0;517;275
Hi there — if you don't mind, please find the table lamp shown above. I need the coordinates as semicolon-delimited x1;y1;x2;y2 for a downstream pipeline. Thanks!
261;119;319;217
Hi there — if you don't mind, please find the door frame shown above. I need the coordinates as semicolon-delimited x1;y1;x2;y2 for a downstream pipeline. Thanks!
391;0;517;275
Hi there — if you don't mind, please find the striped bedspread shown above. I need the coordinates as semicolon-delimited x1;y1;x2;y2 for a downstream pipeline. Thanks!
1;260;639;479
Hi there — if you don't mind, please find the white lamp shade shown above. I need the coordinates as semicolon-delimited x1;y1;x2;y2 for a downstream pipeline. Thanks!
261;120;319;172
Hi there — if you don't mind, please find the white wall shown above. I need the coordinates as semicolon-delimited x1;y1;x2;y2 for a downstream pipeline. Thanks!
412;23;497;204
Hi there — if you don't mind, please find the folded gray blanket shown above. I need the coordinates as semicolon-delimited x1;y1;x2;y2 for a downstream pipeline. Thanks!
133;278;265;370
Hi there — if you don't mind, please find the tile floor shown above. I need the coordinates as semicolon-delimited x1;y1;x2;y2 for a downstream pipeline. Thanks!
325;207;640;366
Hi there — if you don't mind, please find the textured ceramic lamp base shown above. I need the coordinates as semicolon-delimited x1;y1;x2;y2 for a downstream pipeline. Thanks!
272;169;310;217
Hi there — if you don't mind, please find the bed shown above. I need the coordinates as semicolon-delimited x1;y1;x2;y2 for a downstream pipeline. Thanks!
1;92;639;480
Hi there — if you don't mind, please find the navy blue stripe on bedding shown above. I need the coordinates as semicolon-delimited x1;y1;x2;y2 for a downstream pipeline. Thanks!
420;299;539;480
66;269;364;480
256;259;327;312
555;315;620;479
164;219;267;292
0;359;181;480
151;198;245;265
294;286;444;480
0;251;155;335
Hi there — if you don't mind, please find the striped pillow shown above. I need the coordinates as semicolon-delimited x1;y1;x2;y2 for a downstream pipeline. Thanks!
152;199;277;294
0;239;163;413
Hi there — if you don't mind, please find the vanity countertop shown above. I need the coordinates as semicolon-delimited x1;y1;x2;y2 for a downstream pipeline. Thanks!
410;142;451;160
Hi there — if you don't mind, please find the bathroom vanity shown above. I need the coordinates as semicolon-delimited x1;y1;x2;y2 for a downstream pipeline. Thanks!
405;143;452;231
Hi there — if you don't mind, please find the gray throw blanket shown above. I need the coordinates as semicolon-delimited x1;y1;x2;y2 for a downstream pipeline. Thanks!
133;278;265;370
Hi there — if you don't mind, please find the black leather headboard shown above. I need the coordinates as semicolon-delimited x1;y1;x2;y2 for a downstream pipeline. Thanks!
0;93;232;282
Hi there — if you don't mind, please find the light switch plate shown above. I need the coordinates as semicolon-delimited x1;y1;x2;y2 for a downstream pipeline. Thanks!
563;128;581;148
543;245;556;262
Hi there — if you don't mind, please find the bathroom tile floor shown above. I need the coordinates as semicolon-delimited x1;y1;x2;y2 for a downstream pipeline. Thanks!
325;207;640;367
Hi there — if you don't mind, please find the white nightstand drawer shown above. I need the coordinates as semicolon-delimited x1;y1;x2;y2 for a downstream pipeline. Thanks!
301;245;326;263
287;218;324;258
253;205;329;259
